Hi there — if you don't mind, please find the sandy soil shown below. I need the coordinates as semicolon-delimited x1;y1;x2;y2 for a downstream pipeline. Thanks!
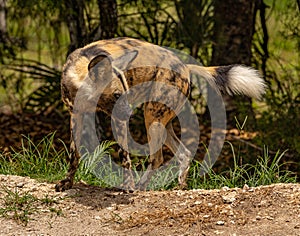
0;174;300;236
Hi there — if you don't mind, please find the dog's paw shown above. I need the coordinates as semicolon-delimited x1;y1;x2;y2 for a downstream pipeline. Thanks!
55;178;73;192
120;180;136;193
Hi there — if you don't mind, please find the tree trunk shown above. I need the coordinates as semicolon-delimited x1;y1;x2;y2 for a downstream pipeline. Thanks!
0;0;7;62
0;0;18;61
211;0;257;129
0;0;7;37
63;0;118;55
63;0;87;55
97;0;118;39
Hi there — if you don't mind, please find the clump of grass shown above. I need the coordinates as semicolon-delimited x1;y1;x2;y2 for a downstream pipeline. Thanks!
78;140;296;191
0;132;296;191
77;141;180;190
0;186;38;226
188;143;296;190
246;147;296;186
146;162;179;190
0;133;68;182
187;116;296;190
0;186;62;226
77;141;122;187
78;142;184;190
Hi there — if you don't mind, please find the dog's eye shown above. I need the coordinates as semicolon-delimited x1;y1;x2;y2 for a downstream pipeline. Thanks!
114;92;122;99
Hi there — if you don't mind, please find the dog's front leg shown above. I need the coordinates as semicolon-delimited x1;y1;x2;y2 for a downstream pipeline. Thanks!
55;112;83;192
112;117;135;192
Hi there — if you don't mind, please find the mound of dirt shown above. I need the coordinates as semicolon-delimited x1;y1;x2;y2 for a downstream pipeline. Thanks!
0;175;299;236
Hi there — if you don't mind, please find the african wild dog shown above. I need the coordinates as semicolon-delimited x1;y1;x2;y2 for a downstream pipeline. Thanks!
55;37;266;192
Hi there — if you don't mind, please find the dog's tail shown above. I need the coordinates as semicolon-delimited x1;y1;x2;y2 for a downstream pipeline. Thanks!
187;64;266;100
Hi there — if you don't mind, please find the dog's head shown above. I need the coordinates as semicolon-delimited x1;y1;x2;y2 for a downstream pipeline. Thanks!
62;49;137;117
86;51;137;116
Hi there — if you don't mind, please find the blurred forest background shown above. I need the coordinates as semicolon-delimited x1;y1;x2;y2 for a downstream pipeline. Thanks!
0;0;299;177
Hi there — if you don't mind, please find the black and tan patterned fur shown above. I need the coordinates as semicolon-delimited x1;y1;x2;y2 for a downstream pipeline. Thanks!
55;37;265;192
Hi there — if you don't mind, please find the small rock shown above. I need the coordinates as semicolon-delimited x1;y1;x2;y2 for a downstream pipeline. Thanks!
220;209;228;214
222;192;237;203
0;176;8;181
216;220;225;225
243;184;250;191
16;182;25;188
214;230;225;235
31;187;38;191
221;186;230;191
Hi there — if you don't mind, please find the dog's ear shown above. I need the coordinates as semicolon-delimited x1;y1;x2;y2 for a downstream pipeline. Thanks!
113;50;138;71
88;53;112;82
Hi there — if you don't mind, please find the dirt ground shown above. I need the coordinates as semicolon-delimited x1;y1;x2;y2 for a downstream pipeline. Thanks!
0;175;300;236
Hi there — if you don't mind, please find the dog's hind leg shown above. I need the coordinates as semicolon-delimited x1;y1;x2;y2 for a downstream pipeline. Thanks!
165;122;191;189
137;121;166;190
137;102;172;190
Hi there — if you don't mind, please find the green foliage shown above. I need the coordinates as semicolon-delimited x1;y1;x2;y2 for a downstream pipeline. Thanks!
77;140;177;189
118;0;177;45
0;187;38;226
2;59;62;113
0;133;68;182
253;0;300;159
76;139;295;190
77;141;122;187
0;186;62;226
188;146;296;190
5;0;68;64
0;0;67;110
174;0;214;62
0;134;296;192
